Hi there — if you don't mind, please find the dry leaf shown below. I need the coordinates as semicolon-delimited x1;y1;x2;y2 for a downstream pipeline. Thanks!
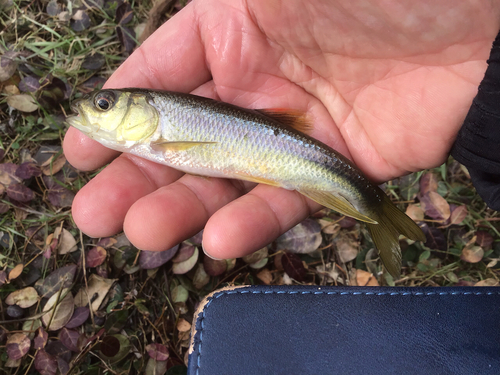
6;286;39;308
420;191;450;221
475;278;499;287
256;268;273;285
177;318;191;332
8;263;24;281
74;274;115;312
405;204;424;222
58;229;77;254
356;269;379;286
42;289;74;331
41;154;66;175
461;245;484;264
7;94;38;112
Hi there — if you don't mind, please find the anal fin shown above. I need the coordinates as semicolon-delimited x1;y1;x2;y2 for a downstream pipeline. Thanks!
300;189;378;224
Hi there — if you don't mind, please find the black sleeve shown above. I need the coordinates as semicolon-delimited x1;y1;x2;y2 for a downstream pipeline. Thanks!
451;31;500;211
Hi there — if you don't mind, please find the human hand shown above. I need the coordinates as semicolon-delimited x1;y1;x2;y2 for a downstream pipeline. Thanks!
63;0;500;259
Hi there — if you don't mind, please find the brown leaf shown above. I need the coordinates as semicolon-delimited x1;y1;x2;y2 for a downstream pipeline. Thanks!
334;233;359;263
8;263;24;281
461;245;484;264
6;333;31;360
15;161;41;179
476;231;493;250
7;94;38;112
74;274;115;312
59;328;81;352
449;205;468;225
35;264;77;298
356;269;379;286
242;247;268;264
192;264;210;290
256;268;273;285
139;244;179;269
171;243;194;263
405;204;424;222
58;229;78;254
475;278;499;287
41;153;66;175
419;191;450;221
42;289;74;331
5;286;39;308
0;162;20;186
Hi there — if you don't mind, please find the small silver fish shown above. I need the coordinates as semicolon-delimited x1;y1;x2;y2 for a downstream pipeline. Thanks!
67;88;425;277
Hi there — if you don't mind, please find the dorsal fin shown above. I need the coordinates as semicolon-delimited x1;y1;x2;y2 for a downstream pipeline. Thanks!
256;108;312;134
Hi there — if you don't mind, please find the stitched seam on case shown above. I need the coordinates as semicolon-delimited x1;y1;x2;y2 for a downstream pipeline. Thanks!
194;290;500;374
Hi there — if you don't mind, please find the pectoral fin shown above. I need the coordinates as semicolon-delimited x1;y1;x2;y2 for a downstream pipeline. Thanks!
300;189;378;224
151;140;217;152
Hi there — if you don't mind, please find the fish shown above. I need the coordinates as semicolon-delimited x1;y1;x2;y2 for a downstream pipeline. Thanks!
66;88;425;278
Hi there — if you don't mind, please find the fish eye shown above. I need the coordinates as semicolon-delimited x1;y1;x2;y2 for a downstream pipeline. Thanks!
94;91;115;111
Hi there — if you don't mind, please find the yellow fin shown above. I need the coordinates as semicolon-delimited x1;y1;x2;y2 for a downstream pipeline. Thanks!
151;141;216;152
233;173;282;187
256;109;312;134
300;189;378;224
366;193;426;279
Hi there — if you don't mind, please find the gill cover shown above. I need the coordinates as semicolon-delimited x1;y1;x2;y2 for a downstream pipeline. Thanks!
71;90;158;143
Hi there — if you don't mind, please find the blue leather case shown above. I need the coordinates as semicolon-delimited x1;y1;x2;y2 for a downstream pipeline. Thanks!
188;285;500;375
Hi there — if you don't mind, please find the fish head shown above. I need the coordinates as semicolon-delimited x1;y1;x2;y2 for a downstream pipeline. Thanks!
66;89;159;145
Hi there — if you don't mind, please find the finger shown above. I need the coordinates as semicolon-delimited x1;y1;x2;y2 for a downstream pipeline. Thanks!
202;185;322;259
122;175;252;251
72;154;183;237
65;3;211;171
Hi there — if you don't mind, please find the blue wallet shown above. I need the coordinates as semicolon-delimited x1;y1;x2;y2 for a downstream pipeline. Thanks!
188;285;500;375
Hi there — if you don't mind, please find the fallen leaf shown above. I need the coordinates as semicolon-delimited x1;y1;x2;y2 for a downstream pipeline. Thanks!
420;223;447;251
203;256;227;276
4;84;19;95
59;328;80;352
81;53;105;70
242;247;268;264
65;306;90;329
334;233;359;263
58;229;77;254
177;318;191;332
282;252;306;282
0;51;18;81
405;204;424;222
42;289;74;331
71;10;91;31
41;153;66;175
100;334;130;363
0;162;20;186
6;333;31;360
256;268;273;285
34;349;57;375
5;286;38;308
7;183;35;202
86;246;107;267
116;25;136;54
475;278;499;287
146;343;169;361
139;244;179;269
461;245;484;264
419;191;450;221
46;0;61;16
96;237;117;249
35;264;77;298
74;274;115;312
34;327;49;350
356;269;379;286
19;75;40;92
8;263;24;281
397;173;420;201
172;247;198;274
419;172;439;195
15;161;42;179
192;264;210;290
171;243;195;263
476;231;493;250
171;284;188;303
7;94;38;112
275;218;322;254
449;205;468;225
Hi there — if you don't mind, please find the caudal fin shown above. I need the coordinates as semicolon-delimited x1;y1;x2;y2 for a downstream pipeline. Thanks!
366;194;425;279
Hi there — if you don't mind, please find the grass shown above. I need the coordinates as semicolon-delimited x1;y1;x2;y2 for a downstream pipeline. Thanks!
0;0;499;374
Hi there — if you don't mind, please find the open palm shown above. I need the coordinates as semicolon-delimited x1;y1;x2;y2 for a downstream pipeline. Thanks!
64;0;500;259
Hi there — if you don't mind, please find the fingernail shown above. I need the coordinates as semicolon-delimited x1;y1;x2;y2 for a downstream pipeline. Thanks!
201;241;222;260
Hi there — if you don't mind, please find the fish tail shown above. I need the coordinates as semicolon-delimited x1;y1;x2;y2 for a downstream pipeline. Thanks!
366;194;425;279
